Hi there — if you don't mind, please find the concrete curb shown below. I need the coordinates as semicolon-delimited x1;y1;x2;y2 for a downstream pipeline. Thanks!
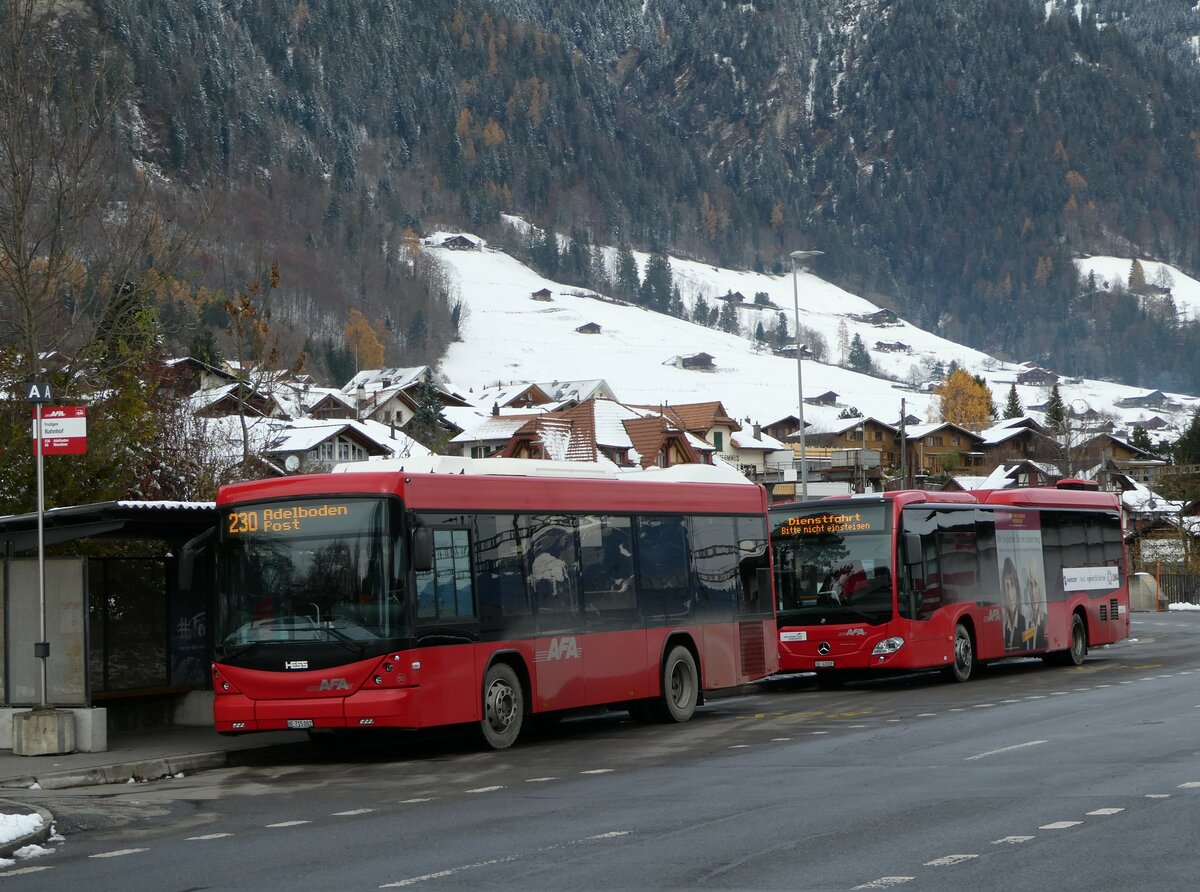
0;739;310;792
0;798;54;858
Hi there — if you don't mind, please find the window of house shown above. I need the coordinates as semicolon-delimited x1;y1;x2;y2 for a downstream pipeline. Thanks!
713;432;724;451
929;436;944;447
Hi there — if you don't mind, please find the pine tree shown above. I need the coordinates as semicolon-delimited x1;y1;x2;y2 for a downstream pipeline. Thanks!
692;295;710;325
407;375;449;453
1174;407;1200;465
1129;426;1154;454
754;321;767;342
718;299;740;334
1128;259;1147;295
616;246;639;302
847;333;872;373
773;312;789;348
639;253;672;311
1045;384;1068;435
1003;384;1023;419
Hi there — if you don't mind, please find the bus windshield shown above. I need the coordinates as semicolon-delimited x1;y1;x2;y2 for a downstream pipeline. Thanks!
770;502;894;626
215;497;405;652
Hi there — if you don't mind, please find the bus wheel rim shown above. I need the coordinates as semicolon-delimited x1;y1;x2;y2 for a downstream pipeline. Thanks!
486;680;516;731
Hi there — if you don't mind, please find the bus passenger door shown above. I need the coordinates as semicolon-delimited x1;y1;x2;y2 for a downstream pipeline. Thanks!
578;515;649;705
899;528;948;667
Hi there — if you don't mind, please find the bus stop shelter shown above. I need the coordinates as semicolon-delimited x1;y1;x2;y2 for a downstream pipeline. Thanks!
0;501;218;750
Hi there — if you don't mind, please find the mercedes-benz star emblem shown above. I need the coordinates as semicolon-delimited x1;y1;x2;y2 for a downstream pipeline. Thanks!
817;642;831;655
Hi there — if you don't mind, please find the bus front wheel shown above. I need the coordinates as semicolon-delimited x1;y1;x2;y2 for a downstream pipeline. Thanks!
944;623;975;683
480;662;524;749
654;645;699;723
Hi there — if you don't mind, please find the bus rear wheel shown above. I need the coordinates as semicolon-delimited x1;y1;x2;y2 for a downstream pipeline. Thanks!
944;623;975;683
653;645;699;723
480;662;524;749
1045;613;1088;667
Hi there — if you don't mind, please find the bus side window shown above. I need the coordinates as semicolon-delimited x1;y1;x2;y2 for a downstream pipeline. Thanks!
415;529;474;621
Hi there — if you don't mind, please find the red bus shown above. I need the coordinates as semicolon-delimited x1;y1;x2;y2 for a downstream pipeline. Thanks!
769;483;1129;685
211;459;777;748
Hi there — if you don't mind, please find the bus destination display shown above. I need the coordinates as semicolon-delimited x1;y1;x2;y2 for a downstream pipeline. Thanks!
225;501;362;536
777;507;883;537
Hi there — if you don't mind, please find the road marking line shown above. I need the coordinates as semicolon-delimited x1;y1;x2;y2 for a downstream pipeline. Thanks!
333;808;376;816
1025;695;1047;699
266;820;311;828
580;769;614;774
1040;821;1082;829
853;877;915;889
728;744;751;748
887;719;902;723
89;848;148;858
993;836;1034;844
1146;794;1171;799
949;708;966;712
381;855;520;886
972;704;994;708
1087;808;1124;815
525;777;557;783
380;828;629;887
0;866;54;876
771;737;791;741
1178;782;1200;788
400;797;434;803
1050;692;1069;696
812;730;830;735
465;785;506;793
917;713;937;717
1001;699;1020;703
965;740;1047;761
186;833;233;840
925;854;978;866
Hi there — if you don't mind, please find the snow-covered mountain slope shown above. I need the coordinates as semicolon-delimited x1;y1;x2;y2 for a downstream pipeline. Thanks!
434;233;1200;438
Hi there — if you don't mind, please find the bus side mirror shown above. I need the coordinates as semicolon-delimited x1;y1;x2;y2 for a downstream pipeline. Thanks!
180;528;215;591
412;527;433;572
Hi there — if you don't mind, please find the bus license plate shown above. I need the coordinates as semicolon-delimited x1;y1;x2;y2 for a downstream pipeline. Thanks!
287;719;314;729
815;660;835;668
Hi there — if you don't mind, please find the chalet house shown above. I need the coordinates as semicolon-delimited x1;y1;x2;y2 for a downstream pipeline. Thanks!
533;379;619;408
1017;367;1059;386
903;422;986;476
188;382;281;419
441;235;477;250
1117;390;1169;409
978;421;1062;468
264;419;429;474
531;288;553;301
863;309;899;325
299;388;358;420
805;391;840;407
718;290;747;303
874;341;910;353
646;401;742;459
670;352;716;371
161;357;238;396
1137;415;1171;432
1078;433;1155;468
803;417;900;477
450;413;541;459
575;322;602;334
475;382;554;411
495;399;711;469
762;415;809;442
344;366;471;428
729;424;791;479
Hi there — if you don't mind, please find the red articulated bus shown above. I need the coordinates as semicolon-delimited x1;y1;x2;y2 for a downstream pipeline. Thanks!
211;458;777;748
769;483;1129;685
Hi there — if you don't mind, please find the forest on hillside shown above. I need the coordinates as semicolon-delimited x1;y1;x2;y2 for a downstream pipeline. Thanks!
8;0;1200;391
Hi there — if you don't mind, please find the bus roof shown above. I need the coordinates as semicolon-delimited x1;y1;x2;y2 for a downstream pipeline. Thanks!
218;463;768;516
772;485;1120;514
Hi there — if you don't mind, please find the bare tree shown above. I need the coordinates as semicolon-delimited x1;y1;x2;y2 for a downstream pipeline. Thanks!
0;1;193;380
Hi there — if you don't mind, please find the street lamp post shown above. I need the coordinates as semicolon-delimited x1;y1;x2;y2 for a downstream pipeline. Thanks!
790;249;823;500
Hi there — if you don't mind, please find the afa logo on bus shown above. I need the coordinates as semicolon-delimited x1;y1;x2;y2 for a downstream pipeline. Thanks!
536;636;582;662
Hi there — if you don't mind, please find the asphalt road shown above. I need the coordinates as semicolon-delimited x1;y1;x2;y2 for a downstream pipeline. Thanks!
8;610;1200;891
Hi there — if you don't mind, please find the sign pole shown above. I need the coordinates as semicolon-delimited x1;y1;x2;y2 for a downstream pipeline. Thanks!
35;401;47;708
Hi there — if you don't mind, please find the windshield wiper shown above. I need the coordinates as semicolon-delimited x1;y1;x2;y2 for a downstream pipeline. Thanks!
315;624;368;656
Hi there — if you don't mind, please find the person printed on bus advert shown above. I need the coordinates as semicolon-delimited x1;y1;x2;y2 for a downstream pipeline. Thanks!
1023;566;1048;649
1001;557;1027;650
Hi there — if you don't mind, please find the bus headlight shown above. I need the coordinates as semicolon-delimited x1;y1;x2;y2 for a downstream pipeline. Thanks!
871;637;905;656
